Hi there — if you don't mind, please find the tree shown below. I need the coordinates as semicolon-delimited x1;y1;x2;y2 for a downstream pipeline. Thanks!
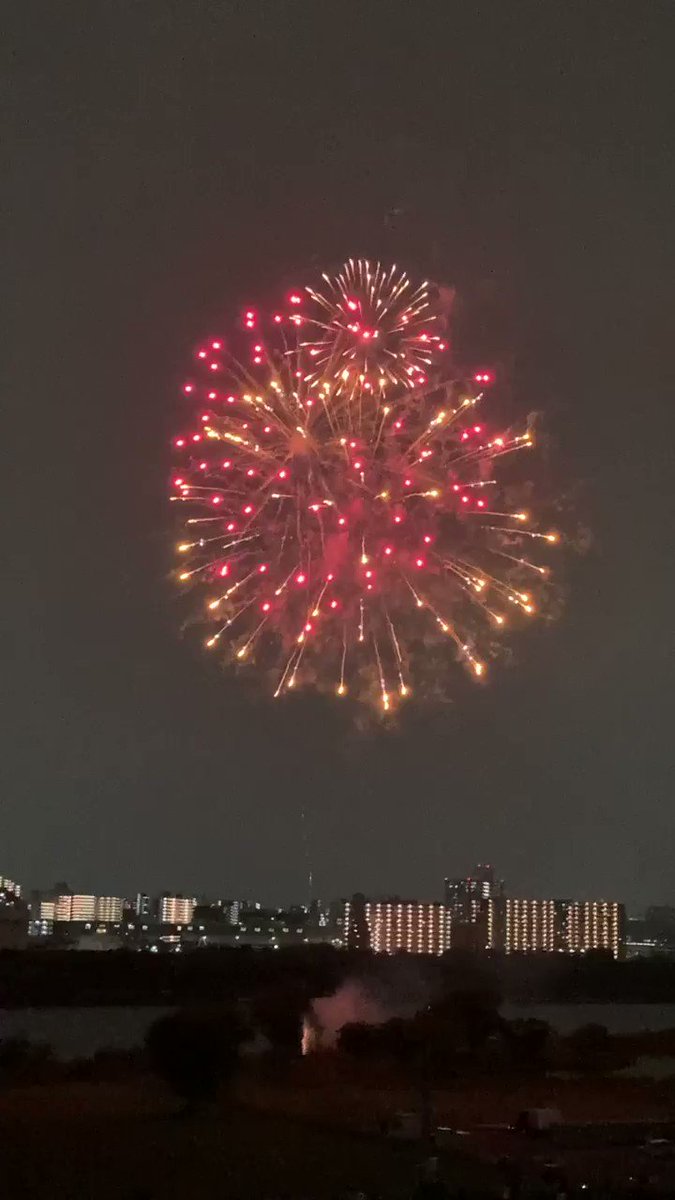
250;981;305;1054
565;1022;612;1072
421;987;501;1061
338;1021;380;1059
145;1008;245;1109
503;1018;553;1072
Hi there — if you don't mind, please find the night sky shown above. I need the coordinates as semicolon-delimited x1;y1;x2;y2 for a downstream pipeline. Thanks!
4;3;674;910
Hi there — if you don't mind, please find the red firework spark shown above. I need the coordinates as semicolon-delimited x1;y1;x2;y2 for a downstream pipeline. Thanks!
171;258;560;711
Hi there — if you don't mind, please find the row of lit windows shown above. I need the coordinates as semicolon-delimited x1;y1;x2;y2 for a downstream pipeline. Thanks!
349;898;622;958
365;903;449;956
46;896;125;923
504;900;622;958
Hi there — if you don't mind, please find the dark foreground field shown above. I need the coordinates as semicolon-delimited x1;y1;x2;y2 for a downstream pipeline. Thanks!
4;1072;675;1197
5;1069;675;1199
0;1080;487;1199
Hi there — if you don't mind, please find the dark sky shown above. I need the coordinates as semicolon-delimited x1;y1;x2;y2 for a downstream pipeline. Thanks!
4;2;674;910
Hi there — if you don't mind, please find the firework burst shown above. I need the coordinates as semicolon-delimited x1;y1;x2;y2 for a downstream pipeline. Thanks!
170;259;560;712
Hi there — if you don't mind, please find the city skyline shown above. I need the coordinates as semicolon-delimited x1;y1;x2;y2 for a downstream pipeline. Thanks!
5;870;631;959
15;865;675;960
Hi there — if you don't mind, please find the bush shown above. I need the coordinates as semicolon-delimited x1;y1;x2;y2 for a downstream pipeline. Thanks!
145;1008;245;1106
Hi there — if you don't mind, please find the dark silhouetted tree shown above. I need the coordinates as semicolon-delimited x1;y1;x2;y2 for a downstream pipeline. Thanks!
338;1021;380;1059
566;1022;612;1072
145;1008;245;1109
502;1018;553;1072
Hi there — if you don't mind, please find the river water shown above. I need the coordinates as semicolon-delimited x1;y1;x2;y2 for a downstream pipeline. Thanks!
500;1003;675;1035
3;1003;675;1060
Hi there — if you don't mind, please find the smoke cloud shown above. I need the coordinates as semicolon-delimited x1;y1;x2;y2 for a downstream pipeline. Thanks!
303;962;436;1052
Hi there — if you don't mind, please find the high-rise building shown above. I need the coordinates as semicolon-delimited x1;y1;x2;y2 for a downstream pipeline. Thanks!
504;898;558;953
0;876;27;946
474;864;497;899
504;898;624;959
52;895;123;924
227;901;244;925
96;896;123;923
485;895;503;951
443;864;503;951
326;898;348;941
444;864;502;923
135;893;151;917
345;893;370;950
562;900;624;959
346;897;450;956
159;895;195;924
29;898;55;938
448;898;497;952
55;895;97;922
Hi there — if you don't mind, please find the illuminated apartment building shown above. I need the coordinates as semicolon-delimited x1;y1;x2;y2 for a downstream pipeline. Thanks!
29;898;56;938
95;896;123;922
504;898;624;958
505;898;558;953
52;895;124;923
444;864;501;920
55;894;97;922
158;895;195;924
563;900;623;959
344;893;370;950
443;865;505;951
346;897;450;955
